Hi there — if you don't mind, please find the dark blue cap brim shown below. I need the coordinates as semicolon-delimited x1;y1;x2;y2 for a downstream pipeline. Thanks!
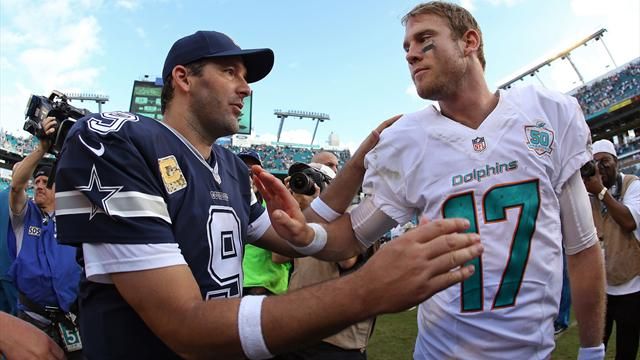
169;48;274;84
211;48;274;83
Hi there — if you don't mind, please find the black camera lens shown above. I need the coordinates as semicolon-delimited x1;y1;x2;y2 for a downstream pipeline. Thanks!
290;173;316;195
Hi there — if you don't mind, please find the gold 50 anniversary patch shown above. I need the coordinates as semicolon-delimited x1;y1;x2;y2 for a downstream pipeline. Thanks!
158;155;187;194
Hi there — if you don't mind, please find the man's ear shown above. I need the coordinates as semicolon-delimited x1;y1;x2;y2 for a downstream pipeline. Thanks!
172;65;191;93
461;29;481;57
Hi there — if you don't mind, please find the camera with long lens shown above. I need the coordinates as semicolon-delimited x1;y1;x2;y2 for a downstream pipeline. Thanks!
24;90;89;155
288;164;333;196
580;160;597;178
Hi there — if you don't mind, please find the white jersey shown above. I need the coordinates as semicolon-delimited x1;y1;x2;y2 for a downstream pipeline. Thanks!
363;85;592;359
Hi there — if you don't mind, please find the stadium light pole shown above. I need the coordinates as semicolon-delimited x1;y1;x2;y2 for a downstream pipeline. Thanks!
498;28;611;90
273;110;330;146
597;36;618;68
64;93;110;113
561;53;585;86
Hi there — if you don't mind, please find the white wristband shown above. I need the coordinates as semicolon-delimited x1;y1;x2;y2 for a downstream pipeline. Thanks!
577;344;605;360
238;295;273;360
289;223;327;255
310;197;342;222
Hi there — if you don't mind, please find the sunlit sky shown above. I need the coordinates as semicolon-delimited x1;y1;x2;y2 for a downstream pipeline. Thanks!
1;0;639;152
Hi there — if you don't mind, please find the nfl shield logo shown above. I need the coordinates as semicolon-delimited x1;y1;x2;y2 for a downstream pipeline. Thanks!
472;137;486;152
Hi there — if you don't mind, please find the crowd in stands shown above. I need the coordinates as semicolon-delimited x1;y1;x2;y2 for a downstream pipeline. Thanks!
224;144;350;173
572;59;640;117
0;130;39;157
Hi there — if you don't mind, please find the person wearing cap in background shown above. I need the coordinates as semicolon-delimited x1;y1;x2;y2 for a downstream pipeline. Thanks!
54;30;483;359
311;151;340;175
6;115;82;358
280;161;375;360
582;139;640;359
238;149;292;297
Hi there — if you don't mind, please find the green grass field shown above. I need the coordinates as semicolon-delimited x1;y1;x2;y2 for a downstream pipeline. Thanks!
367;309;618;359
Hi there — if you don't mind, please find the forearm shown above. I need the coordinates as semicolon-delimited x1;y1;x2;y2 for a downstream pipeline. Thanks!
314;214;363;261
255;215;362;261
262;270;371;354
11;146;46;191
601;192;637;232
112;267;245;359
119;269;371;359
567;244;606;348
185;272;372;358
307;158;365;222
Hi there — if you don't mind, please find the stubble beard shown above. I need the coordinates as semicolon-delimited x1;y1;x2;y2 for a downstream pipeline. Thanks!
191;91;238;141
417;49;467;101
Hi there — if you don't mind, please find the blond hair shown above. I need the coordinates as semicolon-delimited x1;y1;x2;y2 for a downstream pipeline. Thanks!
402;1;486;70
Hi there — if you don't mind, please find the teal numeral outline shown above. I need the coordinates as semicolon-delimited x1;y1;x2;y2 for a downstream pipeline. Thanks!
442;179;540;312
442;191;483;311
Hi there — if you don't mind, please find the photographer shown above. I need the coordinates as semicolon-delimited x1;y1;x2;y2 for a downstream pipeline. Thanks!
583;139;640;359
281;162;374;360
7;116;82;358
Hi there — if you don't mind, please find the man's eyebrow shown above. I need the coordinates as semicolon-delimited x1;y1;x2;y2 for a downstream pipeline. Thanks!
403;30;434;50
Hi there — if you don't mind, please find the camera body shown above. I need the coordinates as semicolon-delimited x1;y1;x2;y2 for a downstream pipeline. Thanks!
580;159;597;178
289;166;332;196
24;91;89;155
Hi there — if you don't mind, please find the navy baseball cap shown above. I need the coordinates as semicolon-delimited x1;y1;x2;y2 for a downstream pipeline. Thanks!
238;149;262;166
33;165;52;179
162;30;274;83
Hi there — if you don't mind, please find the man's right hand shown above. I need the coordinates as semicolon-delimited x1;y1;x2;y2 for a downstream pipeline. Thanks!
353;217;483;314
38;116;58;152
253;166;315;247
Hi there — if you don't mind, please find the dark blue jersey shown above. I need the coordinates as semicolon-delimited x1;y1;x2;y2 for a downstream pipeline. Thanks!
55;111;266;358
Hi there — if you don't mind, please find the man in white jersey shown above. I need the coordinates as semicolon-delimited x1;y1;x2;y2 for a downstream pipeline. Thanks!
253;2;606;359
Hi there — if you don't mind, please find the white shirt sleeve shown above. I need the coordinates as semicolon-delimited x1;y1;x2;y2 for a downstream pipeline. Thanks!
559;170;599;255
551;94;593;195
83;243;187;284
363;135;415;225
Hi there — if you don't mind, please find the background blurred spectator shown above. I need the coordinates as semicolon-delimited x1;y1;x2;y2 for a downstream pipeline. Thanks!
583;139;640;359
280;162;376;360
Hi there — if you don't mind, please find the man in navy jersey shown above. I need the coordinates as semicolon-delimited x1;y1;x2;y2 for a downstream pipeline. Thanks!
54;30;483;359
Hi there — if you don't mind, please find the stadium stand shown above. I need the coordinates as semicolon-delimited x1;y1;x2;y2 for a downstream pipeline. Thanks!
0;130;39;157
224;144;350;174
617;136;640;176
571;59;640;119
